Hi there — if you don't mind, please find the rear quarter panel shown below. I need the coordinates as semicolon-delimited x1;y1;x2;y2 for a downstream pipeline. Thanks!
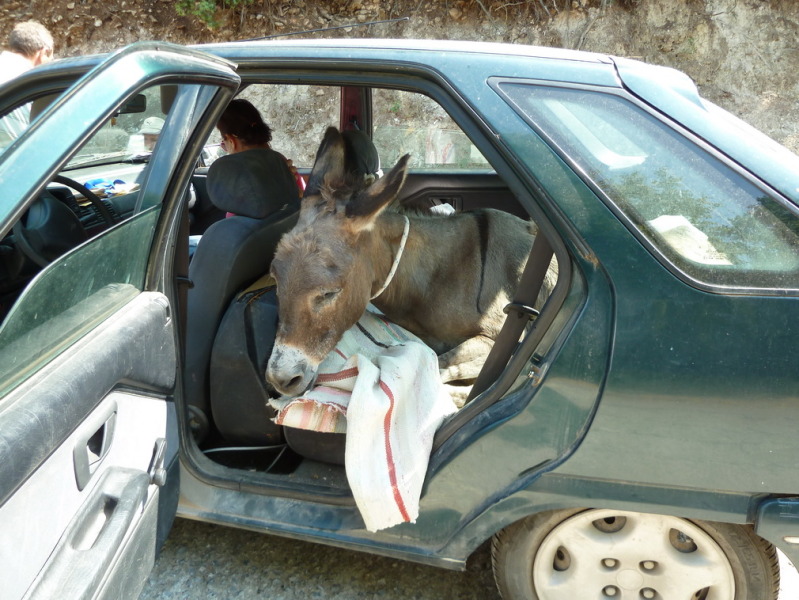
422;49;799;553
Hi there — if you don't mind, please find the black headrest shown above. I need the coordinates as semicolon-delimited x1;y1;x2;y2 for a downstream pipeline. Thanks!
342;130;381;179
207;148;299;219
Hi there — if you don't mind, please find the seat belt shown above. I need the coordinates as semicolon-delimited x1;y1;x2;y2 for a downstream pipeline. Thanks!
468;231;554;400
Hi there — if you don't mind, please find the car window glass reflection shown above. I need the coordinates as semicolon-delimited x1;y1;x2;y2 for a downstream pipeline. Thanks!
0;73;224;400
0;101;33;153
500;83;799;290
0;208;158;397
373;88;490;171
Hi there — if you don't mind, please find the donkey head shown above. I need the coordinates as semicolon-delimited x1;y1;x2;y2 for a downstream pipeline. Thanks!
266;127;409;397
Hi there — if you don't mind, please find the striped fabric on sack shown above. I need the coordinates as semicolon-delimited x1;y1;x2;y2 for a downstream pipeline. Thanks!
269;308;457;531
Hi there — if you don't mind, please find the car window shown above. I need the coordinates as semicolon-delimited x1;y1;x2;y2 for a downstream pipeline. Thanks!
4;84;184;175
2;86;162;161
217;84;340;169
0;207;159;397
63;85;171;172
0;103;32;153
206;85;489;172
0;76;223;396
498;83;799;290
372;88;489;171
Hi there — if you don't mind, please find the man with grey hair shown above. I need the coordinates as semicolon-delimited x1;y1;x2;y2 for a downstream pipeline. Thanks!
0;21;54;144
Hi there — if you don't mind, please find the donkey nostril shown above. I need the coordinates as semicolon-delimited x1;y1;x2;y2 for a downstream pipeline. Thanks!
286;375;303;391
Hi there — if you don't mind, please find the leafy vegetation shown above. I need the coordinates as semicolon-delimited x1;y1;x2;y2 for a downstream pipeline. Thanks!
174;0;254;28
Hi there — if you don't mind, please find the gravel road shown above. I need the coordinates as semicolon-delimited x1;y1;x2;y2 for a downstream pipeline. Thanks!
140;518;498;599
140;517;799;599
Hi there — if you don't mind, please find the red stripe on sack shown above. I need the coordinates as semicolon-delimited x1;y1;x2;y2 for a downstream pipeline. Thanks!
321;406;335;433
379;379;410;523
317;367;359;383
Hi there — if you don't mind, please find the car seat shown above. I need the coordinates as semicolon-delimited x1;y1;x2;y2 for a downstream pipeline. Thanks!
203;131;381;460
209;278;282;446
184;148;300;442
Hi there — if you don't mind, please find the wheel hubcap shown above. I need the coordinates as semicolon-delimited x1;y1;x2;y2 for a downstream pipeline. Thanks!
532;509;735;599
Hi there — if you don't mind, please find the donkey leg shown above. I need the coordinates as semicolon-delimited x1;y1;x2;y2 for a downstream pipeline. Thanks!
438;335;494;383
443;383;473;409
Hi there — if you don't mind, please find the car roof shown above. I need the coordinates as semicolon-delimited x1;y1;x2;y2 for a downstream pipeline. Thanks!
14;39;799;205
198;37;615;63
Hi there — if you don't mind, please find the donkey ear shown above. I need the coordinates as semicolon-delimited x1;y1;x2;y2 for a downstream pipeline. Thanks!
344;154;410;228
305;126;346;198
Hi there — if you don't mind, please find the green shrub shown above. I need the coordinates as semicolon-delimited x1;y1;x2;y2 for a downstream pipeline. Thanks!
174;0;255;29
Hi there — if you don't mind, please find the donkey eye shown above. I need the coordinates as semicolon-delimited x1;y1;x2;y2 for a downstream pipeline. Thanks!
316;288;341;305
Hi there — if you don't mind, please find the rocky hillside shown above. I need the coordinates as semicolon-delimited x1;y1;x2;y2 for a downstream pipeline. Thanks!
1;0;798;152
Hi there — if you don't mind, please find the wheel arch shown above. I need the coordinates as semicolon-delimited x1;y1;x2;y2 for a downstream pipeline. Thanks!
438;472;762;565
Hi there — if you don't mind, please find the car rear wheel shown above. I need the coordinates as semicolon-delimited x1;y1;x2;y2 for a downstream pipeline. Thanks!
491;508;780;600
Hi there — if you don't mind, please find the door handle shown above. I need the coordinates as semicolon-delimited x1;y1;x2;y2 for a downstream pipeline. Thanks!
24;467;149;600
73;401;117;491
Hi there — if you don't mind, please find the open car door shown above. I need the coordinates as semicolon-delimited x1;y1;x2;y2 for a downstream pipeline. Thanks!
0;43;239;600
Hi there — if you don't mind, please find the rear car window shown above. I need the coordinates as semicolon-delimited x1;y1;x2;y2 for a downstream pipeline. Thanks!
221;84;340;168
372;89;489;171
498;83;799;291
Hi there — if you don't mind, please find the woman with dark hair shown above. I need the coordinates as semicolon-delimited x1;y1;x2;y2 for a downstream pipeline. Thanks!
215;98;305;197
217;99;273;151
188;99;303;258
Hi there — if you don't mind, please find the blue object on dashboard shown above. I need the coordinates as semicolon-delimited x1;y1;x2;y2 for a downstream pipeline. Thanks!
84;178;127;196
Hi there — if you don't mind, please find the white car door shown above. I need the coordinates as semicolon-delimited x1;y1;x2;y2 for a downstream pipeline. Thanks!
0;42;239;600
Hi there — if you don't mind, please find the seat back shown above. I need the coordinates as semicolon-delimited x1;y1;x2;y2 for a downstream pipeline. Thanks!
342;129;381;184
184;148;299;441
209;282;282;445
207;275;347;458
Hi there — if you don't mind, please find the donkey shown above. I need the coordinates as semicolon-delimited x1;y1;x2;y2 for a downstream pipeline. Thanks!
265;127;557;398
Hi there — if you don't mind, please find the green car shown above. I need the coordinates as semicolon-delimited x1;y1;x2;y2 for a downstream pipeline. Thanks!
0;39;797;600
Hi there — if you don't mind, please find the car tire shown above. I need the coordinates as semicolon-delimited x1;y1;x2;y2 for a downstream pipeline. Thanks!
491;508;780;600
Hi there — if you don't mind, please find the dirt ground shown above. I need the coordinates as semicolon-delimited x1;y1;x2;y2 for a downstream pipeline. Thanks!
139;518;799;600
1;0;798;153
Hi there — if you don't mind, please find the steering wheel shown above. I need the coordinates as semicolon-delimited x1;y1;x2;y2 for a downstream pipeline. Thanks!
53;175;116;227
12;175;116;267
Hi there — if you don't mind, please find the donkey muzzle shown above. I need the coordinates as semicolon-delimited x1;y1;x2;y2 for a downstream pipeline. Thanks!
266;344;318;397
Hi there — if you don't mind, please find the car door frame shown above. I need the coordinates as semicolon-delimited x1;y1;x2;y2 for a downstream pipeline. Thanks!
174;45;602;566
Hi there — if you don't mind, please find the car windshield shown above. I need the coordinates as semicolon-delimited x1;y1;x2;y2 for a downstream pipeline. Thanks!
0;86;166;168
66;88;167;169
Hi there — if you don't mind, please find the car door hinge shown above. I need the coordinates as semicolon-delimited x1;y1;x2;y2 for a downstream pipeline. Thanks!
147;438;167;487
527;363;543;384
